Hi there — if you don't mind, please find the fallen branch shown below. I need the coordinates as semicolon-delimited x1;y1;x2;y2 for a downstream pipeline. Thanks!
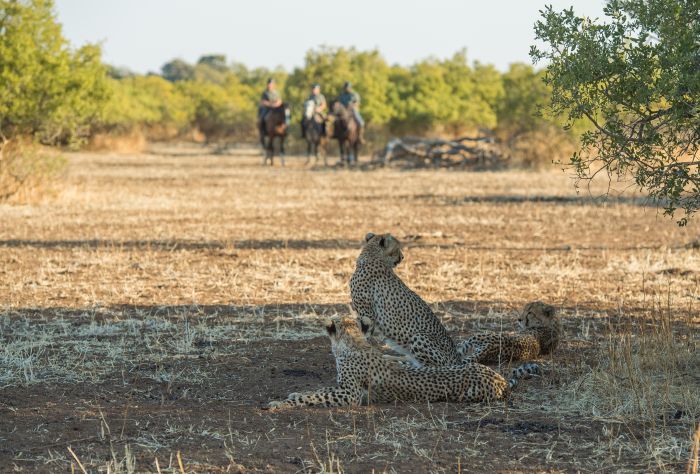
374;135;507;169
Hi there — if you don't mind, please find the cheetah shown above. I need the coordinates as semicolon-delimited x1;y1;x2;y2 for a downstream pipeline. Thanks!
457;301;560;365
267;317;540;409
349;232;462;367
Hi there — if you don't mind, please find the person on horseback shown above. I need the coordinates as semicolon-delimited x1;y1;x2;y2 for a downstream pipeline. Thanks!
301;83;327;138
337;81;365;144
258;78;283;140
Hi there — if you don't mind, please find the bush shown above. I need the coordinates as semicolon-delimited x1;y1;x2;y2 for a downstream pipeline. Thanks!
0;138;65;202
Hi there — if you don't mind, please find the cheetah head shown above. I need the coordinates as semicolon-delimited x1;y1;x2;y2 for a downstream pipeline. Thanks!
324;317;370;351
363;232;404;268
517;301;558;331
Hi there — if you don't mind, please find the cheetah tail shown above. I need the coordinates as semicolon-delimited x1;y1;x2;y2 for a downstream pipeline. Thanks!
507;362;541;390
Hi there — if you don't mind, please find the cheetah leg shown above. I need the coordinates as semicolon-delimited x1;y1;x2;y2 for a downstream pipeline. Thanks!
408;334;457;367
459;338;503;365
462;344;487;363
268;387;365;409
457;338;485;363
507;362;541;389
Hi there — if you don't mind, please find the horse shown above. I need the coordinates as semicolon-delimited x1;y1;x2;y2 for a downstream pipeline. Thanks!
261;104;289;166
302;100;327;166
330;102;360;166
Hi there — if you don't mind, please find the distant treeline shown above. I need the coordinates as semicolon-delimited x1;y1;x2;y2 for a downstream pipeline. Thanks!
104;50;588;145
1;0;587;162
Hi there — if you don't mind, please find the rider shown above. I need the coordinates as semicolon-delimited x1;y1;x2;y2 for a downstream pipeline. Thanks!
301;83;327;138
258;78;283;139
337;81;365;144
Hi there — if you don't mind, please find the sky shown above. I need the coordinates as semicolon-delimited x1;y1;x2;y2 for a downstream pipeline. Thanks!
54;0;607;74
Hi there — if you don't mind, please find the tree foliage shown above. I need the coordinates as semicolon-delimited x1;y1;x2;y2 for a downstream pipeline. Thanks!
0;0;594;165
532;0;700;224
0;0;109;144
101;75;194;132
161;59;195;82
285;47;391;124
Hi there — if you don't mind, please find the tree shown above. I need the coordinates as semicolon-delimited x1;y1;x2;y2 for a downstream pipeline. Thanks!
285;47;391;125
161;59;195;82
101;75;194;133
197;54;227;71
0;0;109;144
531;0;700;225
387;51;502;134
178;75;256;140
498;64;551;136
194;55;229;85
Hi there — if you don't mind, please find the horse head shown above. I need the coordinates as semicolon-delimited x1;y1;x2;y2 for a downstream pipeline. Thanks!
303;100;315;120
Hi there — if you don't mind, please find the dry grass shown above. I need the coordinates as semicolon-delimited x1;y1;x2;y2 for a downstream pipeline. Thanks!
0;143;698;472
86;130;148;154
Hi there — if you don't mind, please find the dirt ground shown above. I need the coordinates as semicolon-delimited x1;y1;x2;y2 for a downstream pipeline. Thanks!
1;144;699;473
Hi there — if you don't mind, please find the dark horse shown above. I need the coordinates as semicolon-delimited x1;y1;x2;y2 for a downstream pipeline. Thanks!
261;104;289;166
302;100;327;166
330;102;360;166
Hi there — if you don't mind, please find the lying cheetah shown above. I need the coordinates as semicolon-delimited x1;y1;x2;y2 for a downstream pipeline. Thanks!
349;232;462;367
268;317;540;409
458;301;560;365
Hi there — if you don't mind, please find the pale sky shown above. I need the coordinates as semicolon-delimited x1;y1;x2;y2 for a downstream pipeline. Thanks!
54;0;606;74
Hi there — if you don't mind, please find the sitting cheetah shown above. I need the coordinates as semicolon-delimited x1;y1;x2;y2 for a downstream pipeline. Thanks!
268;317;540;409
457;301;560;365
349;232;462;367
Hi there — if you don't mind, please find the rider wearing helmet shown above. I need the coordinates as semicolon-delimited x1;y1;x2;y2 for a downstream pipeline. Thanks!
258;78;283;138
337;81;364;144
301;83;327;138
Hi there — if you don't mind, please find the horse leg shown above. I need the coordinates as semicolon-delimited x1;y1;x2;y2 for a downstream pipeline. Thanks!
306;140;312;166
260;134;267;165
267;136;274;166
346;138;353;166
280;136;286;167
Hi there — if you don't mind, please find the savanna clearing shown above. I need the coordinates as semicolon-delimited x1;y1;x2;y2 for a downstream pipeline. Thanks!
1;145;699;473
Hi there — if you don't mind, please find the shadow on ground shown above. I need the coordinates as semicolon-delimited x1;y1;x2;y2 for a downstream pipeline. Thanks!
0;237;683;252
1;301;696;473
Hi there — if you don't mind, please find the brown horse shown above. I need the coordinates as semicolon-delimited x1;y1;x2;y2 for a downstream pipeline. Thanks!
261;104;289;166
331;102;360;166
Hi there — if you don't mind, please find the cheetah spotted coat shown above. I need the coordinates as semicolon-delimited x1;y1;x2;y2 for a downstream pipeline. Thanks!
349;233;462;367
268;317;540;409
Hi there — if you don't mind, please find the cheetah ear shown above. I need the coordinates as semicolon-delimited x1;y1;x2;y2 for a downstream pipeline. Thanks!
359;317;372;334
365;232;375;242
324;319;337;336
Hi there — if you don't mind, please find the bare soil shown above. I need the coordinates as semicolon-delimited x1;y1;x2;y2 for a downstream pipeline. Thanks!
1;144;698;473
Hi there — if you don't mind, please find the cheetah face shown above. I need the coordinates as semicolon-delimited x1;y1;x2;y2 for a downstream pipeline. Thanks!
518;301;557;330
325;317;369;348
365;232;404;268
